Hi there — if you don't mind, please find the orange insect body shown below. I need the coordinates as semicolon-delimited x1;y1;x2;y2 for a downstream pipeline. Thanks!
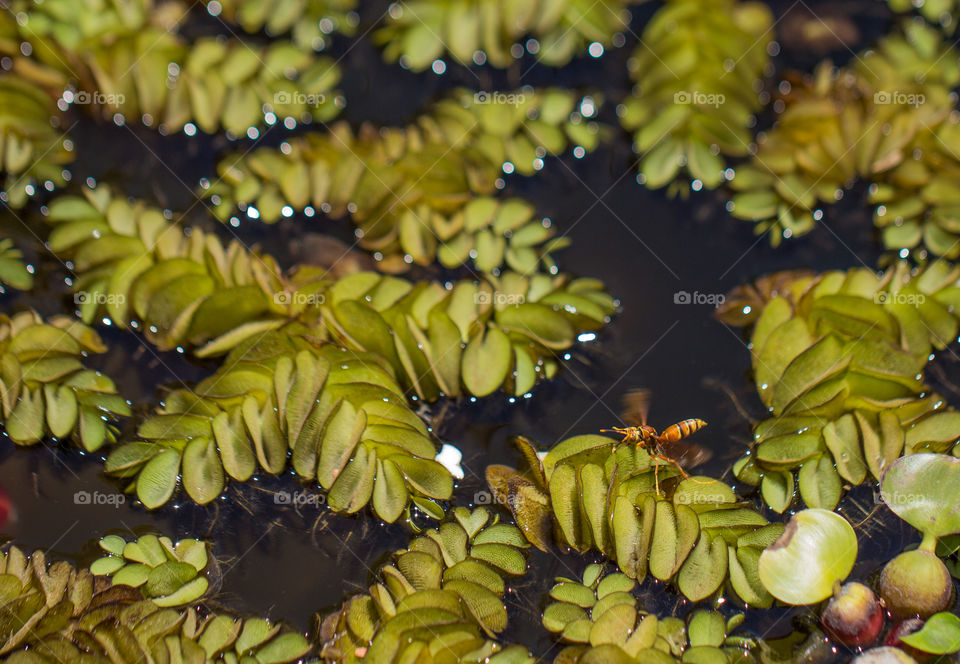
602;390;712;494
606;419;707;447
659;418;708;443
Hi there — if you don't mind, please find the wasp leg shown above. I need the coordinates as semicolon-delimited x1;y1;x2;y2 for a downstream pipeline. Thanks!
652;453;718;486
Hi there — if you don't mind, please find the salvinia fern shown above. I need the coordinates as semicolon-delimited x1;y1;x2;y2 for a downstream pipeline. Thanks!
46;186;615;399
205;87;601;273
0;311;129;450
718;261;960;512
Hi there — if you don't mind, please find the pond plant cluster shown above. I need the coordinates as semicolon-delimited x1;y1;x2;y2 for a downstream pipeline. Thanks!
3;0;960;663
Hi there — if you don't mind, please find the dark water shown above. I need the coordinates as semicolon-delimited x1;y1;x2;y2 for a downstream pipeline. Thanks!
0;0;949;660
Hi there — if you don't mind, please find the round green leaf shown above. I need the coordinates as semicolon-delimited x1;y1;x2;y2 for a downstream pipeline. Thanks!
900;612;960;655
881;454;960;539
461;326;512;397
758;508;857;604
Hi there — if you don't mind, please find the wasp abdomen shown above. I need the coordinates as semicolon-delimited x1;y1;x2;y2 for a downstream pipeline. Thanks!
659;418;707;442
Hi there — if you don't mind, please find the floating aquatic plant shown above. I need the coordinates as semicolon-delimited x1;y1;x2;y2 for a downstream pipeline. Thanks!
47;186;614;397
757;508;858;605
728;22;960;254
895;612;960;656
0;239;34;291
887;0;960;34
90;534;210;607
316;270;614;400
0;310;129;450
204;0;358;51
0;0;343;135
317;507;533;663
486;435;782;605
542;563;757;663
619;0;773;190
0;76;72;208
0;542;311;663
719;262;960;511
879;453;960;618
106;331;453;519
372;0;633;70
206;87;601;273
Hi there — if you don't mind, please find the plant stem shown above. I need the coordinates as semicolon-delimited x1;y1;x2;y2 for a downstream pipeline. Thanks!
920;531;939;553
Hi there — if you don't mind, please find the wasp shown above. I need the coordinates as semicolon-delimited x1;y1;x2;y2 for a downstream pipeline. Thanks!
602;389;713;494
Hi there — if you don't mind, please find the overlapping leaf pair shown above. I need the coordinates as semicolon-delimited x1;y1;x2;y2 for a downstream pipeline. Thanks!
543;564;756;663
619;0;773;190
0;77;72;208
206;87;601;273
372;0;633;70
318;507;533;663
0;0;342;136
486;435;782;605
105;331;453;520
0;310;129;450
728;22;960;253
0;543;311;663
90;534;210;608
718;262;960;512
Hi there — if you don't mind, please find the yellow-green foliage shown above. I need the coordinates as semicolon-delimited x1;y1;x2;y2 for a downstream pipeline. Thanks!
543;565;757;663
105;329;452;518
0;0;342;135
487;435;782;605
0;310;129;450
318;507;534;664
0;239;34;290
47;186;614;399
728;22;960;254
0;543;311;663
373;0;633;70
207;88;601;273
619;0;773;190
0;76;72;208
319;270;615;400
719;262;960;512
204;0;357;50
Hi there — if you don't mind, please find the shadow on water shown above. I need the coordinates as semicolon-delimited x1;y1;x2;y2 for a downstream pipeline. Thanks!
0;0;950;660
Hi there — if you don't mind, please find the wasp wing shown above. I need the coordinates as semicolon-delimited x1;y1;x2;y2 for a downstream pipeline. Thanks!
621;388;651;427
657;439;713;469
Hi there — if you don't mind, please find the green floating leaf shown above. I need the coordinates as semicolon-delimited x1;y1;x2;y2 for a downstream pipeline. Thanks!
881;453;960;538
758;508;857;605
900;612;960;655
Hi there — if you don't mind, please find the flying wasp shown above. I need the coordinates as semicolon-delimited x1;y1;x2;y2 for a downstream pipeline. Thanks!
602;389;713;494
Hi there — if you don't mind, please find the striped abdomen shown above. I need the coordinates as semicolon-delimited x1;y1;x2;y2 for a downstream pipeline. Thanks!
659;419;707;442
